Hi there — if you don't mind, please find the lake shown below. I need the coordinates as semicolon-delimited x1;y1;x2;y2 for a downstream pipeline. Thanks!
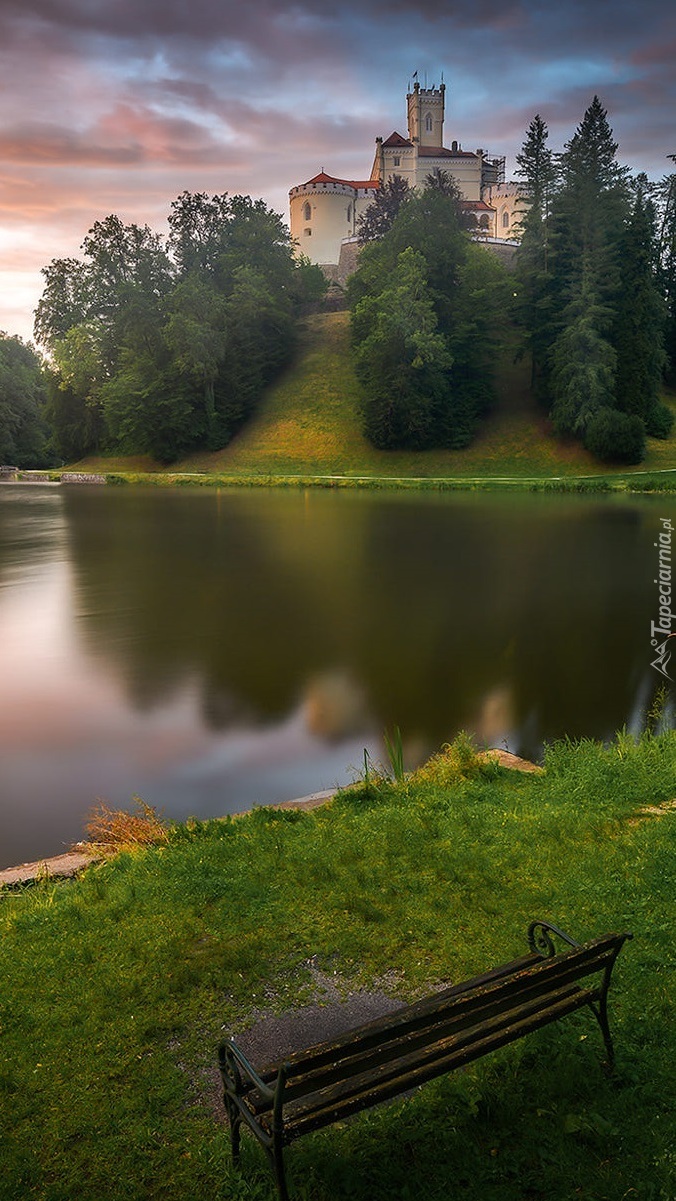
0;482;673;869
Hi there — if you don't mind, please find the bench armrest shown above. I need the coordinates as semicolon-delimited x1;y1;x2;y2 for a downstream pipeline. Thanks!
219;1039;276;1103
527;920;580;957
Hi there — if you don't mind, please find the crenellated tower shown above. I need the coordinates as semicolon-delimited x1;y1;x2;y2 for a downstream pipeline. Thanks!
406;80;445;147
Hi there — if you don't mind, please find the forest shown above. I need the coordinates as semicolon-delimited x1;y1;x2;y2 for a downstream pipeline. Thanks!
1;97;675;468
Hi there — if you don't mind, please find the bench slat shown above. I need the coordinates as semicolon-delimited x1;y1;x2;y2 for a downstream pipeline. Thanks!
253;951;540;1087
281;983;597;1138
243;936;625;1116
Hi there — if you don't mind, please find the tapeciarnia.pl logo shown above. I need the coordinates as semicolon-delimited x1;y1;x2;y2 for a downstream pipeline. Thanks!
650;517;675;680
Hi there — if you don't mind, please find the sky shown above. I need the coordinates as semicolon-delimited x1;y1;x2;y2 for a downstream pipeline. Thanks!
1;0;675;344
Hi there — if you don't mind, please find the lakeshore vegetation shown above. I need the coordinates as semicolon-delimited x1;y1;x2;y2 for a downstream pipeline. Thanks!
1;729;675;1200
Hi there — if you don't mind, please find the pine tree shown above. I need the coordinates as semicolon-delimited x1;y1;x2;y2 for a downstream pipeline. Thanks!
549;260;617;437
546;98;635;450
612;187;670;436
549;97;628;311
513;115;557;391
658;167;676;386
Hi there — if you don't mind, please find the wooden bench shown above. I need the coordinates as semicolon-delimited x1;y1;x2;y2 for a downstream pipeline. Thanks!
218;921;632;1200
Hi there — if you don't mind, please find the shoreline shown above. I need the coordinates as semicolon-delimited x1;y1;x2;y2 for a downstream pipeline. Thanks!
4;467;676;494
0;755;541;888
0;789;341;888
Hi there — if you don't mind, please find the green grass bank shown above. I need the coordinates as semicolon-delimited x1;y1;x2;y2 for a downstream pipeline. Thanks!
61;311;676;493
1;731;675;1200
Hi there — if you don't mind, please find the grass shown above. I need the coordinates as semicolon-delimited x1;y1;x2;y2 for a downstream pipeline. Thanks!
1;731;676;1200
61;311;676;489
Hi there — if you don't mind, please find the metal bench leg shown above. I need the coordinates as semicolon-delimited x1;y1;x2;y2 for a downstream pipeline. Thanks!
271;1131;290;1201
589;994;615;1071
224;1096;242;1161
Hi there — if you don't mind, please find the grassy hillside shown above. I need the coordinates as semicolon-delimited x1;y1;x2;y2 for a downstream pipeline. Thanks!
72;310;676;482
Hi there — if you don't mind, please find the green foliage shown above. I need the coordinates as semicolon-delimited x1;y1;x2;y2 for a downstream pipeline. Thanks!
550;272;617;436
657;171;676;386
516;96;672;465
356;174;411;242
613;190;667;423
645;399;674;439
350;189;504;451
34;193;317;463
583;406;646;464
353;248;454;449
0;333;50;466
514;115;557;392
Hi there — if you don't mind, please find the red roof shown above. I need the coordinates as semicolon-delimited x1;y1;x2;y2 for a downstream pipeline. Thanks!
418;146;478;158
382;131;413;148
462;200;495;211
304;172;379;190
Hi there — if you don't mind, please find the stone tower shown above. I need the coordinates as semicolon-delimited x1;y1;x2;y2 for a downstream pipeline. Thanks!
406;80;445;147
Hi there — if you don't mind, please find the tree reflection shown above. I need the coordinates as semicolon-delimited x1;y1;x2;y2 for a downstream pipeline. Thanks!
61;487;661;759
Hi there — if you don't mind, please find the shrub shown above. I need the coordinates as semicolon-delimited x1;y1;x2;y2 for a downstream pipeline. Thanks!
645;400;674;440
583;406;646;464
80;798;169;856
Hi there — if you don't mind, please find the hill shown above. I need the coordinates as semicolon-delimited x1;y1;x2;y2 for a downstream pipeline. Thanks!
72;310;676;482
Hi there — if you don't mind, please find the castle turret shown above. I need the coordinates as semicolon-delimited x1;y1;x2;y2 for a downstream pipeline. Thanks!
289;173;378;265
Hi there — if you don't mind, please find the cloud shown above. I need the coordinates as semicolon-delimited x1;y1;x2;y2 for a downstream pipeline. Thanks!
1;0;675;339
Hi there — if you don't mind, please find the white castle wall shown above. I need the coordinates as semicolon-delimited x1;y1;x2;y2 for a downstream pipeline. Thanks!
483;183;524;238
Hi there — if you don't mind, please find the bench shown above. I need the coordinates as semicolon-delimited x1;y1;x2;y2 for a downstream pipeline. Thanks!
218;920;632;1200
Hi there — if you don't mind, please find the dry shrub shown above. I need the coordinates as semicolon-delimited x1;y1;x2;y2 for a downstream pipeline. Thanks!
81;797;169;857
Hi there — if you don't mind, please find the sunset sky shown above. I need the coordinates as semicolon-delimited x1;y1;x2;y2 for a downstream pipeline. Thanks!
1;0;675;344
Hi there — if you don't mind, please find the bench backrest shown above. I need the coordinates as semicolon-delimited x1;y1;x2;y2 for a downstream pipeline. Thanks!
253;933;630;1107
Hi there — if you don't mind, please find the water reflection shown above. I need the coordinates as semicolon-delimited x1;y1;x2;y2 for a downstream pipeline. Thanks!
0;483;673;868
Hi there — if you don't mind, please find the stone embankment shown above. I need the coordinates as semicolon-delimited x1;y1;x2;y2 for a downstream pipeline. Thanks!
1;468;107;484
0;851;95;888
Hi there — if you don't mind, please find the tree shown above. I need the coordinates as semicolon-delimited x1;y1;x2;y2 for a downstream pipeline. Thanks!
0;334;50;466
549;267;617;437
657;168;676;386
46;322;107;460
35;192;314;462
350;187;506;450
356;175;411;242
612;188;670;437
98;350;199;464
35;216;174;459
549;97;628;314
352;248;453;449
165;193;300;452
514;115;557;390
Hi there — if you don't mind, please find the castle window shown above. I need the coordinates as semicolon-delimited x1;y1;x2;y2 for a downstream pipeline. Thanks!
425;112;433;132
304;228;311;236
346;204;352;221
303;202;312;221
393;156;401;167
502;210;510;229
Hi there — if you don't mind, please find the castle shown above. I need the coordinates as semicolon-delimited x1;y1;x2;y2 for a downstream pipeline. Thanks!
289;80;522;277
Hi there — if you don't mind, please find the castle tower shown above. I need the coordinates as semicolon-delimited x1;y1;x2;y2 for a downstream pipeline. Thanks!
407;80;445;147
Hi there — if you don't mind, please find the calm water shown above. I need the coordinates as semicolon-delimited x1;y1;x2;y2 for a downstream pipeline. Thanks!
0;482;673;868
